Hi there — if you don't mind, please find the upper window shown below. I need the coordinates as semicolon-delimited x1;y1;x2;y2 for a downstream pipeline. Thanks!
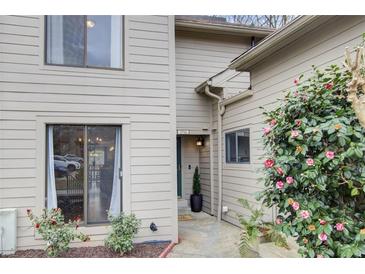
45;16;123;69
225;128;250;164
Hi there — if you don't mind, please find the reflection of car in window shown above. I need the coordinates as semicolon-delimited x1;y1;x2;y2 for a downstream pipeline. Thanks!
64;154;84;164
54;155;81;172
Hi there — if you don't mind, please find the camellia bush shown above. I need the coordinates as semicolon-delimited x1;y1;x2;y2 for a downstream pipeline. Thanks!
260;63;365;257
27;208;89;257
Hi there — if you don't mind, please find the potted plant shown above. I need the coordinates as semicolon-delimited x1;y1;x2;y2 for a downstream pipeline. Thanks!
190;166;202;212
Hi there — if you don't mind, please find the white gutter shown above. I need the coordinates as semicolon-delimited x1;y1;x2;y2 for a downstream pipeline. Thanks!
175;20;274;38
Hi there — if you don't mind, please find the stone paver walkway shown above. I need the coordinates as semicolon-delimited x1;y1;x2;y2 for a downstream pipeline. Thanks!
168;211;241;257
168;210;300;258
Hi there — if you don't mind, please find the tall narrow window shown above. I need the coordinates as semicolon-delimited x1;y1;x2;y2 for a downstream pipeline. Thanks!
46;15;123;69
225;128;250;163
46;125;122;224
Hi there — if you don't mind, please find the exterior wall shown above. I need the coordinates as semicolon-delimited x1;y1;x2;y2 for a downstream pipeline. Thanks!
180;134;211;214
199;135;211;214
175;30;251;134
180;135;199;201
219;15;365;226
0;15;177;249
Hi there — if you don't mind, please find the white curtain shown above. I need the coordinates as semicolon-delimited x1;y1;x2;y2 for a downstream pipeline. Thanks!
47;126;57;209
109;127;121;216
47;16;64;64
110;16;122;68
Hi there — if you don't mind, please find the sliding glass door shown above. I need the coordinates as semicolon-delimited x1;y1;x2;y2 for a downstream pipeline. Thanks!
46;125;122;224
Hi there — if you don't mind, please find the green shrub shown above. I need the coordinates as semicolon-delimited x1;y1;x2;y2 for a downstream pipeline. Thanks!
260;62;365;257
105;212;140;254
193;166;201;194
27;208;89;257
238;198;288;256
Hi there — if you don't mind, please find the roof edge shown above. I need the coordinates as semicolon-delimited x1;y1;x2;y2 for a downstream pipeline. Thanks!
175;19;274;38
229;16;335;71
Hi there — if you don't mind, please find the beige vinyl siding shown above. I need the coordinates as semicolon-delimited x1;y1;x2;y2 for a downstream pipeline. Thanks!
0;15;176;249
199;135;211;214
175;30;251;133
180;135;199;201
219;15;365;226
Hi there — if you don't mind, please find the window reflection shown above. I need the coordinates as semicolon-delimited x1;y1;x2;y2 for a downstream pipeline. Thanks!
51;125;84;222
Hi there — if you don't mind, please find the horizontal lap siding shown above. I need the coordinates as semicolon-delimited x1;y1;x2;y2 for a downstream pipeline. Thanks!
181;136;199;201
175;30;250;132
199;135;211;214
0;15;175;249
220;15;365;226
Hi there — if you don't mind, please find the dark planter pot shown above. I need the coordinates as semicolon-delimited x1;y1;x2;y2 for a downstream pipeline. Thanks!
190;194;203;212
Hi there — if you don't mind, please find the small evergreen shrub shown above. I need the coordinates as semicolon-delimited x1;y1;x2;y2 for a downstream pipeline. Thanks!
27;208;89;257
193;166;201;195
105;213;140;254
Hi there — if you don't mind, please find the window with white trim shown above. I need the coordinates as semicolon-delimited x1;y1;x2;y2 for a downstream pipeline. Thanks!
225;128;250;163
45;16;124;69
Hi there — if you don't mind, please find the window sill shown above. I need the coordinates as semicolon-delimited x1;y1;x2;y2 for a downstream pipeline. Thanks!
39;63;128;78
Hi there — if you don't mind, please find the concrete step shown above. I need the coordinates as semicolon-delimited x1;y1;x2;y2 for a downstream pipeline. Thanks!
178;198;188;209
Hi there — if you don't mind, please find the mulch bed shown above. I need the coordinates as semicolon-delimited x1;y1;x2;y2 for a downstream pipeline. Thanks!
1;242;169;258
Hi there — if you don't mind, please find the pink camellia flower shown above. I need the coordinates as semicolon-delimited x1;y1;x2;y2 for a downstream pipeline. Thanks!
306;158;314;166
319;219;326;225
275;217;283;225
295;119;302;127
264;159;275;168
318;232;328;241
276;167;284;176
263;127;271;135
300;210;310;219
335;223;345;232
294;79;299;85
276;180;284;190
325;151;335;160
324;83;333;90
270;119;277;126
292;202;300;211
286;176;294;185
291;130;299;138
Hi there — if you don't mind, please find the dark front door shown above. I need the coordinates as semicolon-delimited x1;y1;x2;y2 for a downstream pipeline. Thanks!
176;136;182;197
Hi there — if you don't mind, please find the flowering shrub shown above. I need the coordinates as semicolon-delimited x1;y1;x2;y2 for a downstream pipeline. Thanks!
27;208;89;257
105;213;140;254
260;64;365;257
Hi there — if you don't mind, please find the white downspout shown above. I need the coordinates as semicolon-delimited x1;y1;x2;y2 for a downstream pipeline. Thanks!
204;85;225;221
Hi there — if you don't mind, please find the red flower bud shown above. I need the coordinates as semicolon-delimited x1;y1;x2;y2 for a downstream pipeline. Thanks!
35;223;40;229
26;209;31;214
276;167;284;176
51;219;57;225
324;83;333;90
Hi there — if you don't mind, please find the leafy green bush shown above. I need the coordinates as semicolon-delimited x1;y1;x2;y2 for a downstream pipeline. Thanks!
238;198;288;256
27;208;89;257
260;63;365;257
105;212;140;254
